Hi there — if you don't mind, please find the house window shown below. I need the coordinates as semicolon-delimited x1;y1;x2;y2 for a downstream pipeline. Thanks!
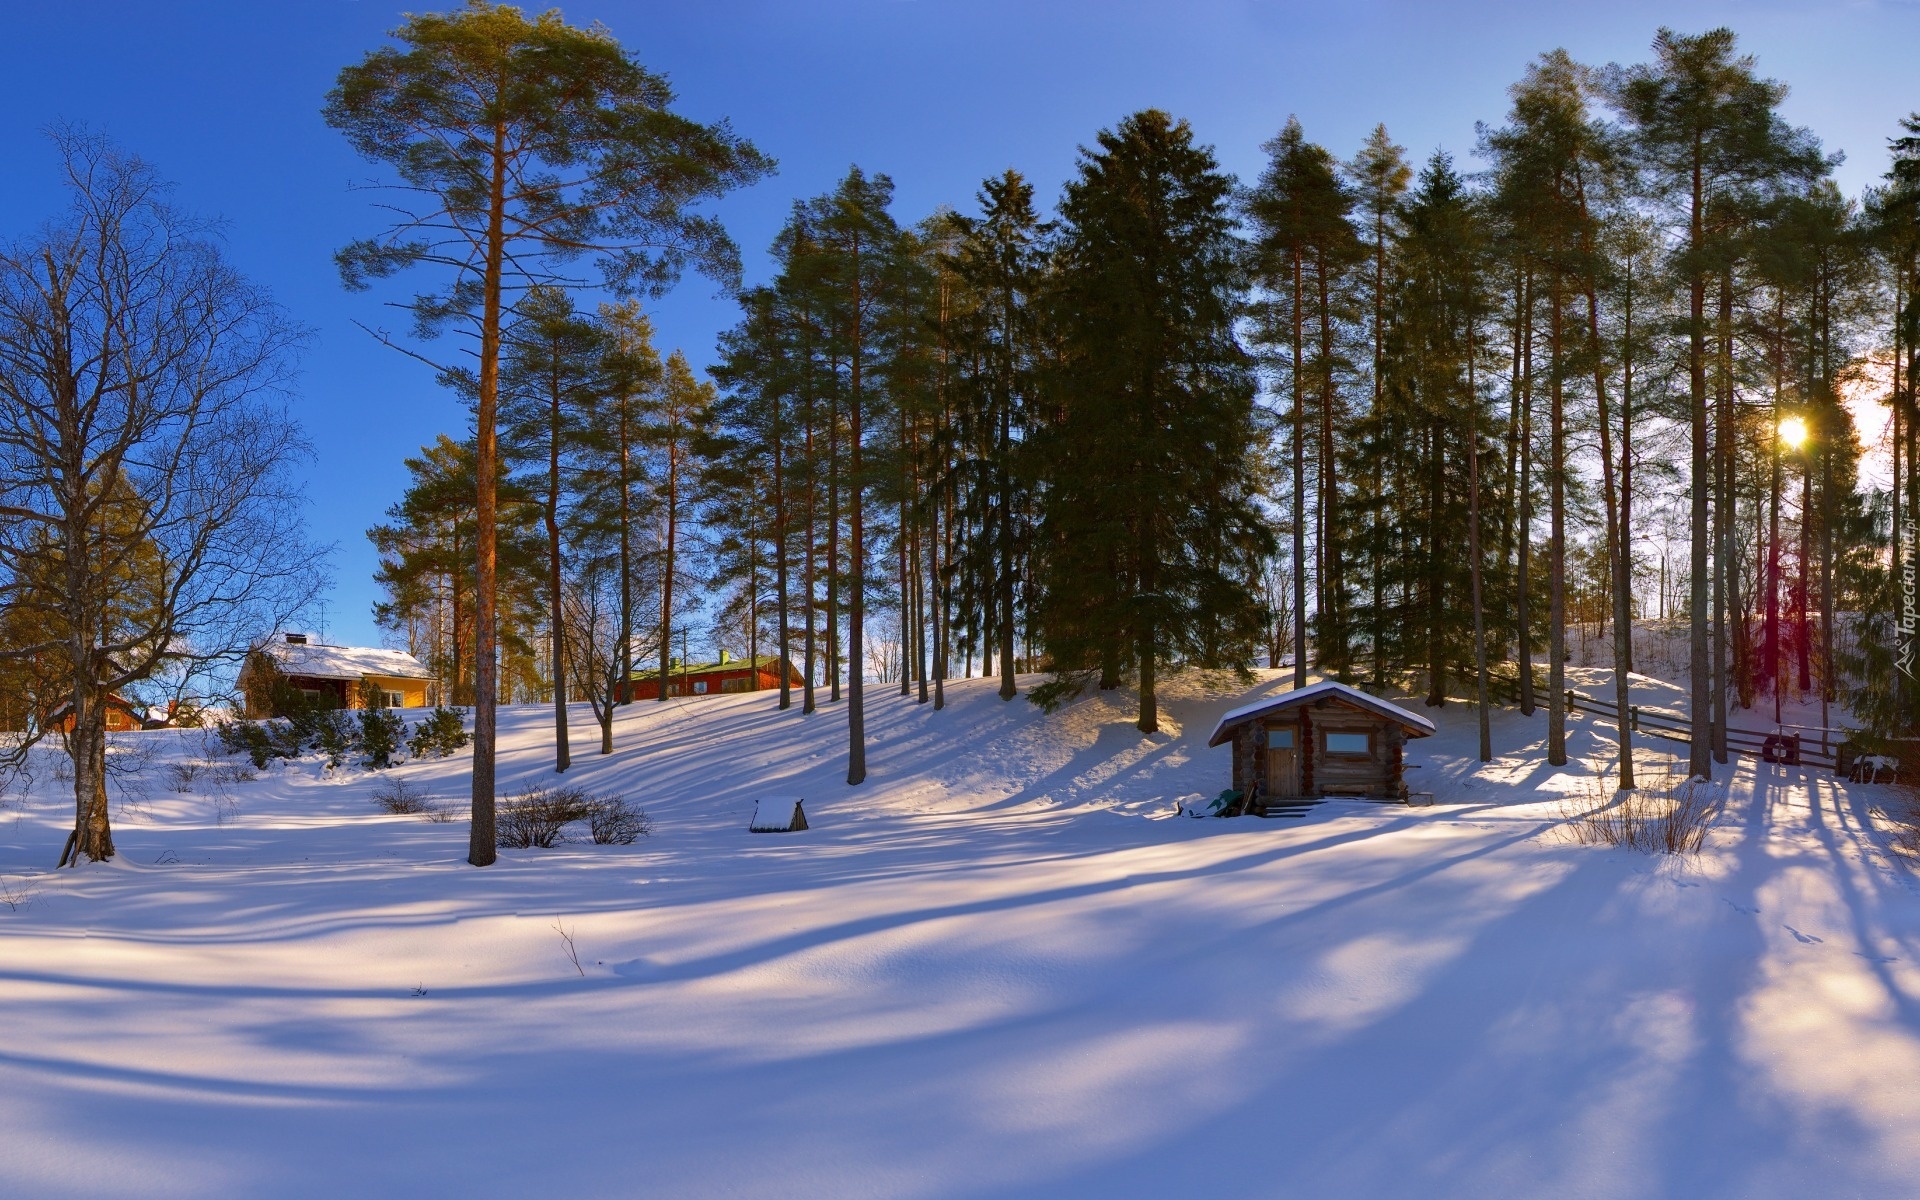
721;676;752;693
694;680;708;695
383;690;404;709
1266;727;1294;749
1325;732;1371;756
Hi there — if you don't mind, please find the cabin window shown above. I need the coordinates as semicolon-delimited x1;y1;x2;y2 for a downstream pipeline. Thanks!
1265;727;1294;749
694;680;709;694
721;677;752;693
1324;732;1371;756
383;690;404;709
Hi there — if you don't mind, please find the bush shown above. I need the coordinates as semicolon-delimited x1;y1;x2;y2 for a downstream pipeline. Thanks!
1561;773;1721;855
215;718;302;769
408;707;470;759
314;709;357;770
359;708;407;769
496;784;595;849
587;794;651;845
369;777;435;815
166;762;202;793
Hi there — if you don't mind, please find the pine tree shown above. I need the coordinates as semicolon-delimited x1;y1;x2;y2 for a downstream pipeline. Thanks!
1615;26;1824;779
326;0;770;864
653;352;714;702
501;286;602;772
1244;117;1361;684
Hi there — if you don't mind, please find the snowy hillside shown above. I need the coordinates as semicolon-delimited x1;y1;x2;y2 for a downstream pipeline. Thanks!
3;672;1920;1198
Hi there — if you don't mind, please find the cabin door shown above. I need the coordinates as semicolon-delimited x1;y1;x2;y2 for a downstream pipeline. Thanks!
1264;727;1298;799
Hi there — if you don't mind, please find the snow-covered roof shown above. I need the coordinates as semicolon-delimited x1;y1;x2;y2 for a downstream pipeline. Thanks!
260;642;433;682
1207;680;1437;747
750;796;807;833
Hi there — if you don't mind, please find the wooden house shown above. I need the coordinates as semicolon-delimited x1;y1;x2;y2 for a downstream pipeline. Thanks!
45;692;146;734
238;634;434;717
1208;681;1436;805
621;652;802;702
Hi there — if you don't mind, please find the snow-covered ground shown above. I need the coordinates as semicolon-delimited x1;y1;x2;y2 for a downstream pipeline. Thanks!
3;670;1919;1198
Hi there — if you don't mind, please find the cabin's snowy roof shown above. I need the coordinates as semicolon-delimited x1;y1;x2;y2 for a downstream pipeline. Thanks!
260;642;433;682
1207;680;1437;747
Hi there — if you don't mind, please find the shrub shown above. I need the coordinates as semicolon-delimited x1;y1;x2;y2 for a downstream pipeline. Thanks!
359;708;407;769
496;784;595;849
212;762;257;785
215;719;302;769
1561;773;1721;855
587;793;651;845
408;707;470;759
369;777;435;814
420;800;458;823
314;709;357;770
167;762;202;793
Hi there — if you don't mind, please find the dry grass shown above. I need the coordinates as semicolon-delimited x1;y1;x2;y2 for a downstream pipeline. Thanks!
1560;772;1721;855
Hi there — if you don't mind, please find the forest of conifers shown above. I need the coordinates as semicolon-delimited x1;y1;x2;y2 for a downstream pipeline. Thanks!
364;24;1920;787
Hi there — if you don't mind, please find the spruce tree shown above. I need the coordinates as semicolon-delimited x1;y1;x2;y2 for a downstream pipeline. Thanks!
1040;109;1269;733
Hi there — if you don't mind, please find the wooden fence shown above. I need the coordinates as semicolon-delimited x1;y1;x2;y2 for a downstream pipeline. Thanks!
1564;689;1840;772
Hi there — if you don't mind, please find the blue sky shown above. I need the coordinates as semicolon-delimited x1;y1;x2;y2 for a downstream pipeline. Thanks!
2;0;1915;651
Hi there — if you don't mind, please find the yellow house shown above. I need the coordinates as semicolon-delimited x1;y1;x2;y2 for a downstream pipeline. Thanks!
239;634;433;717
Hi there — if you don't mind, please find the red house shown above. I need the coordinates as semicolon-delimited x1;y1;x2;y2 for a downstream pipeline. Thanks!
45;692;147;734
620;652;801;702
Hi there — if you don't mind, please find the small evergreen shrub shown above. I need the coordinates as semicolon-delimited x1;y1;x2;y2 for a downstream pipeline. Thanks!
216;719;302;769
314;709;357;770
358;708;407;769
408;707;470;759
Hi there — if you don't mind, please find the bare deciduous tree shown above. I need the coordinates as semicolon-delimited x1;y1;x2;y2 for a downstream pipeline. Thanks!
0;131;323;865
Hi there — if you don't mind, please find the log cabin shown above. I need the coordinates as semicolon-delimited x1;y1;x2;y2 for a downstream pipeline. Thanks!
1208;681;1435;807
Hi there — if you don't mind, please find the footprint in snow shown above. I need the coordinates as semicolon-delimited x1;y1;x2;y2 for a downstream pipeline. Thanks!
1784;926;1824;945
1723;898;1759;915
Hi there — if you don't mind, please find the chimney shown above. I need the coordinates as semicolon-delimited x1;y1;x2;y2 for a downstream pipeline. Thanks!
284;633;307;645
719;649;731;665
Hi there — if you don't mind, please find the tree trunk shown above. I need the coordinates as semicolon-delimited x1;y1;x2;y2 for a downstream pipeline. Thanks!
546;366;570;772
1711;272;1732;761
469;121;508;867
1517;270;1536;717
1317;249;1342;679
1291;245;1308;687
1468;322;1491;762
773;396;792;711
1686;149;1712;781
657;417;678;702
847;243;867;785
1547;271;1567;767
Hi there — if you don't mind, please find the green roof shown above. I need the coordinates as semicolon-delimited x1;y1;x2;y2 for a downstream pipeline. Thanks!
627;654;790;682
